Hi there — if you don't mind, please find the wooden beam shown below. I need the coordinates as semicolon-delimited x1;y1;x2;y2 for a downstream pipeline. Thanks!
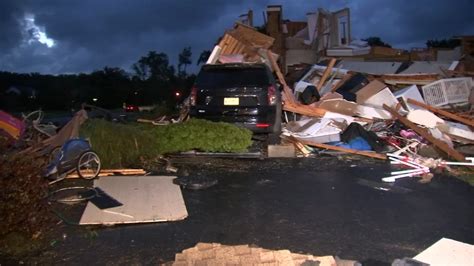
407;98;474;127
283;102;326;117
383;104;466;162
292;136;387;160
316;58;337;92
265;49;296;104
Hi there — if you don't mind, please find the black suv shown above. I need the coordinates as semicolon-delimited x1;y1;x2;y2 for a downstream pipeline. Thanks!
189;63;282;133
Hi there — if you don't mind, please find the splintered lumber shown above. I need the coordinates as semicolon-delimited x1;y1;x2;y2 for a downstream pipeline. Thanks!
383;104;466;162
292;137;387;160
283;102;326;117
265;49;296;104
407;98;474;127
282;136;311;156
316;58;337;92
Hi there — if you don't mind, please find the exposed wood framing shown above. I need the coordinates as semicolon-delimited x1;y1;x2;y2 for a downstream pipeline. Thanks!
383;104;466;162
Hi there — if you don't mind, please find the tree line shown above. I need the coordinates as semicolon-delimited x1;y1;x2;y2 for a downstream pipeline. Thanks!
0;48;211;112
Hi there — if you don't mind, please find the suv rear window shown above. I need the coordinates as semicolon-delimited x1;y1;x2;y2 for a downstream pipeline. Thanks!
196;67;270;88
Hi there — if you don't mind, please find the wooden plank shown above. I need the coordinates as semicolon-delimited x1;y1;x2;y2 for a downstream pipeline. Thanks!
265;49;296;104
291;136;387;160
407;98;474;127
283;102;326;117
67;169;146;178
316;58;337;92
383;104;466;161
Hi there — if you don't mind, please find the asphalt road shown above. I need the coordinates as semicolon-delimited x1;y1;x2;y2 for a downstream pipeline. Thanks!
28;157;473;265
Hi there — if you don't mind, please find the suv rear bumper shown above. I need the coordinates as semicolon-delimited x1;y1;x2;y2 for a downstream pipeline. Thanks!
190;105;277;133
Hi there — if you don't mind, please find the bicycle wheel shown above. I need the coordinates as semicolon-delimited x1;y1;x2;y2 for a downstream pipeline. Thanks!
77;151;101;179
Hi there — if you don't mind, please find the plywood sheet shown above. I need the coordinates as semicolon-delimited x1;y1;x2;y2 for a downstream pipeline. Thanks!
413;238;474;266
80;176;188;225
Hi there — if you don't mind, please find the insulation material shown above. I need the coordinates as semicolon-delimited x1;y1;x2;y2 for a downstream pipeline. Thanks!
80;175;188;225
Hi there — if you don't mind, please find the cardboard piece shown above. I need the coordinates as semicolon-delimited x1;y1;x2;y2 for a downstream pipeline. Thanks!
413;238;474;266
356;80;399;109
80;176;188;225
356;80;387;104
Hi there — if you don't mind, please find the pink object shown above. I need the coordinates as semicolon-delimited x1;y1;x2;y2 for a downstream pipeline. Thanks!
0;111;25;140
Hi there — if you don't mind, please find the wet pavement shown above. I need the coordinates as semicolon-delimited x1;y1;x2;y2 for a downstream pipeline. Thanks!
26;157;474;265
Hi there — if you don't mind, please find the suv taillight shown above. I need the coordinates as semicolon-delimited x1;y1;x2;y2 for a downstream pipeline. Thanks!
190;86;197;106
268;85;277;105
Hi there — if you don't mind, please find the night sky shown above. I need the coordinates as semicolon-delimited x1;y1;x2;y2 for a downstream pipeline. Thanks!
1;0;473;74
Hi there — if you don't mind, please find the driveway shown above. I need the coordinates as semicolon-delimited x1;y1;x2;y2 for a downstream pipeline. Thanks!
27;157;474;265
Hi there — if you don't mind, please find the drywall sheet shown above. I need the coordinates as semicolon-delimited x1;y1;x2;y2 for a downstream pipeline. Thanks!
80;175;188;225
413;238;473;266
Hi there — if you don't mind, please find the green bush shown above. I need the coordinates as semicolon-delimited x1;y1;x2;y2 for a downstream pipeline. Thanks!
80;119;252;168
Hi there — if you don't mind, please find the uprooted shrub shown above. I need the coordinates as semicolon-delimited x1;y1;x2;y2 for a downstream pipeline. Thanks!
0;149;51;238
80;118;253;168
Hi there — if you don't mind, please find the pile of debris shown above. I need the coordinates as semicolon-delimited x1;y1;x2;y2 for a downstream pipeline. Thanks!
204;18;474;184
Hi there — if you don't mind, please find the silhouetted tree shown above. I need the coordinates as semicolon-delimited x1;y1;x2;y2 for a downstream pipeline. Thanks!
363;36;392;48
426;38;461;49
178;47;192;75
196;50;211;65
132;51;174;81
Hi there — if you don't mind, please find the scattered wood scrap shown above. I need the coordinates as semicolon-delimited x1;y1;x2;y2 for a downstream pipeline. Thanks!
406;98;474;127
67;169;146;179
287;136;387;160
383;104;466;162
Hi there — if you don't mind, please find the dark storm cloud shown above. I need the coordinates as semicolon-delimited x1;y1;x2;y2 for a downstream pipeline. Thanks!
349;0;474;47
0;0;473;74
0;1;24;52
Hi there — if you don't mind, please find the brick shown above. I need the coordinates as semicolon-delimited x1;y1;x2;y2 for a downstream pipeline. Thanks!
233;245;251;255
215;246;235;259
201;249;217;260
196;242;215;251
239;255;260;265
259;251;275;262
274;250;293;262
182;247;198;255
174;253;186;262
194;260;209;266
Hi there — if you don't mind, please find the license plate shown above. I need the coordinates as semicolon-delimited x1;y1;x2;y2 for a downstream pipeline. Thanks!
224;97;239;105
